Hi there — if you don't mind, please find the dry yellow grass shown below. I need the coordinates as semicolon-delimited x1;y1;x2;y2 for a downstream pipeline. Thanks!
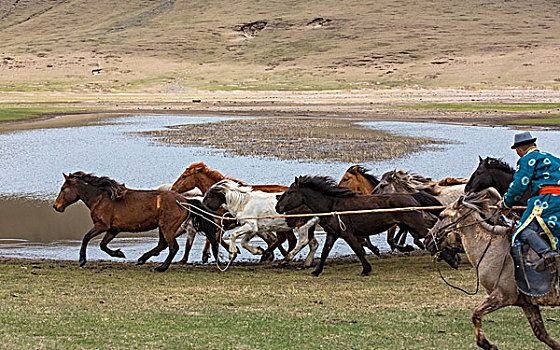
0;0;558;92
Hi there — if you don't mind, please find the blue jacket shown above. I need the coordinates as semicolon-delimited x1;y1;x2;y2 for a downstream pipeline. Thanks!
501;147;560;248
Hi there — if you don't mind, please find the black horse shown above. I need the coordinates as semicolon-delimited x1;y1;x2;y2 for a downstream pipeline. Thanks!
465;156;529;204
275;175;430;277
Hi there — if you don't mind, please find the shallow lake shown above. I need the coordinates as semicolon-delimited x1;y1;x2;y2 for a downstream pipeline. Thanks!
1;115;559;264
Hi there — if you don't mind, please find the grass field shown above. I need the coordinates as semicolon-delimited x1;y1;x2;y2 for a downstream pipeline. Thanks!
1;255;559;349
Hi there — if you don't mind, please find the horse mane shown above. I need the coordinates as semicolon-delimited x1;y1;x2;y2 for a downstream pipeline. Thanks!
297;175;356;198
461;191;491;212
381;170;419;192
69;171;127;200
483;157;514;173
185;162;245;184
347;165;380;187
209;179;253;211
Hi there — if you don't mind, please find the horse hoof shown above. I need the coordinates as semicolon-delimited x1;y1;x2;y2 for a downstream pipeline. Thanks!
311;270;321;277
115;250;126;258
136;259;146;265
201;255;209;264
79;258;86;267
176;259;187;265
153;266;167;273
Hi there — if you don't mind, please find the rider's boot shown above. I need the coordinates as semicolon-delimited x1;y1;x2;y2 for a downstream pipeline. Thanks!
523;231;560;272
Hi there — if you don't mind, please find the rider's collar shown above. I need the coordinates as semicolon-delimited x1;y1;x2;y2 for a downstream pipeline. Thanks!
525;146;539;155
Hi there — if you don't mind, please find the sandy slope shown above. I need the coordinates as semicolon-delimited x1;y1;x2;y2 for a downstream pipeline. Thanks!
0;0;559;92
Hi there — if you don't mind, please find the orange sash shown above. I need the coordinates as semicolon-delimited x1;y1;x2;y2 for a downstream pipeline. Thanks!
539;186;560;195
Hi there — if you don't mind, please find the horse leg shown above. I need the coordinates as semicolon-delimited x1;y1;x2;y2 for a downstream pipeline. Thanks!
472;293;505;350
228;223;254;260
284;217;319;264
341;232;372;276
304;232;319;268
261;232;285;262
99;230;125;258
362;236;381;256
79;227;105;267
154;229;180;273
201;239;212;264
286;230;297;254
178;221;196;264
137;230;168;265
241;231;264;256
259;231;288;256
389;226;415;253
386;225;398;251
521;305;560;349
311;232;337;277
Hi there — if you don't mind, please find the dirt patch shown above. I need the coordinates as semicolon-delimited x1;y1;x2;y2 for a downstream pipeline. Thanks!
140;117;445;162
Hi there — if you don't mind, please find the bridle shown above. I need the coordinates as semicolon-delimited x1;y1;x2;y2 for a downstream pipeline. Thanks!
431;207;503;295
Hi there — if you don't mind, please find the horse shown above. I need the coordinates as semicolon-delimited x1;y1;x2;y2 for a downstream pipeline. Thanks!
373;169;466;205
202;179;318;265
465;156;530;205
341;165;441;252
275;175;429;277
53;172;219;272
170;162;303;263
425;189;560;350
338;165;411;253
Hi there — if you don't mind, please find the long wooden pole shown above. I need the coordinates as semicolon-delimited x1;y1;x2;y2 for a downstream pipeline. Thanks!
178;201;526;221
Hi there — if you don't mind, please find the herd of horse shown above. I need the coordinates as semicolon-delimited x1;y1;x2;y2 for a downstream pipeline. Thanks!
53;157;560;349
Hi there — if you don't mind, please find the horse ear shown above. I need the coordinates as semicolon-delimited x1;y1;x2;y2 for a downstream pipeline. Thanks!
478;155;482;162
294;177;299;186
63;173;69;180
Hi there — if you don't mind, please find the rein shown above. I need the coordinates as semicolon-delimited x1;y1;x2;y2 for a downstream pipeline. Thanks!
432;208;504;296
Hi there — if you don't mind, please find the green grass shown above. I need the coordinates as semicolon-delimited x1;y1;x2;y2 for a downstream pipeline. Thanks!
510;114;560;126
1;255;558;349
0;107;94;122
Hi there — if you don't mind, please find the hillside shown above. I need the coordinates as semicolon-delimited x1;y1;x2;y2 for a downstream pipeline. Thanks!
0;0;559;92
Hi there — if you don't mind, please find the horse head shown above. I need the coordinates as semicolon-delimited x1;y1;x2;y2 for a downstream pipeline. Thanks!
426;188;508;267
466;157;514;195
203;179;251;212
53;173;79;212
171;162;207;192
339;165;379;194
373;170;412;194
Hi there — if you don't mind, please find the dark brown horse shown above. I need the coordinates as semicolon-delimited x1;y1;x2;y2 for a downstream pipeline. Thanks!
276;175;429;277
171;162;295;263
465;156;530;205
339;165;439;253
53;172;219;272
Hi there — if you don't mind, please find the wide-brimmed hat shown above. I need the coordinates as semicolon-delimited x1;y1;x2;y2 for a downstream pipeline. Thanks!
511;131;537;149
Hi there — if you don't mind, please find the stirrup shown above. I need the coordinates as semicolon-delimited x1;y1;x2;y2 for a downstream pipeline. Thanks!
535;253;560;273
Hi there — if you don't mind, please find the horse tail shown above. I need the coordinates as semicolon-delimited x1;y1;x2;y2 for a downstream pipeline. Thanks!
186;199;220;262
412;190;443;216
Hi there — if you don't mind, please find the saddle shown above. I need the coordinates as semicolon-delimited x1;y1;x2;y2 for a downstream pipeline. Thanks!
511;236;559;297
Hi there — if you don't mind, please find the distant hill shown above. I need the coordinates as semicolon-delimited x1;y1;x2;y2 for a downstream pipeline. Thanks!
0;0;558;92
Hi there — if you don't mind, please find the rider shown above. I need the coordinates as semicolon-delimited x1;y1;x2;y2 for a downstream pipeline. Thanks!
499;131;560;271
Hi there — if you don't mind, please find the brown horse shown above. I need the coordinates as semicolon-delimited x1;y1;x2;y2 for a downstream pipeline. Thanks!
171;162;295;263
426;189;560;349
53;172;219;272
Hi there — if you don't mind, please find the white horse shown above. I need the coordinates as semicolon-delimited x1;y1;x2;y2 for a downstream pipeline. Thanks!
203;179;319;266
